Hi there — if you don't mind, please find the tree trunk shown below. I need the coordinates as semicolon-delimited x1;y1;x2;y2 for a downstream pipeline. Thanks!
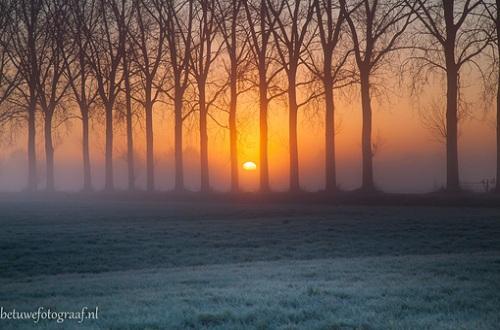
125;103;135;192
27;94;37;192
259;70;270;192
288;74;300;192
104;104;114;191
44;111;54;192
442;0;460;192
445;65;460;192
174;92;184;192
145;95;154;192
124;58;135;191
26;22;38;192
324;75;336;193
229;64;238;192
495;69;500;193
199;84;209;193
495;8;500;193
82;109;92;191
360;70;374;191
496;70;500;193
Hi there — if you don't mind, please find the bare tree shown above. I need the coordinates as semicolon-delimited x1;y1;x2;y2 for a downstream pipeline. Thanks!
0;0;23;150
482;0;500;192
189;0;223;193
128;0;167;191
216;0;249;192
7;0;45;191
0;0;19;114
35;0;71;191
121;36;136;190
340;0;414;192
243;0;281;192
83;0;127;191
110;1;137;191
161;0;193;192
408;0;490;192
307;0;352;193
65;0;99;191
267;0;316;192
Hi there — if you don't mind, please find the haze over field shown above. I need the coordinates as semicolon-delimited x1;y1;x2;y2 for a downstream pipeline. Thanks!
0;92;495;193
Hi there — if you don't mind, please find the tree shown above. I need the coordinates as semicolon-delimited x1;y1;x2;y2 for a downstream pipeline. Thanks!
0;0;18;112
189;0;223;193
482;0;500;192
83;0;127;191
0;0;23;148
216;0;249;192
7;0;44;191
36;0;71;191
267;0;316;192
110;1;137;191
243;0;281;192
65;0;99;191
408;0;490;192
340;0;414;191
128;0;167;191
161;0;193;192
121;35;136;191
307;0;351;192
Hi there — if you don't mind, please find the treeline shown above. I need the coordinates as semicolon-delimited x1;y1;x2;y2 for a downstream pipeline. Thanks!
0;0;498;193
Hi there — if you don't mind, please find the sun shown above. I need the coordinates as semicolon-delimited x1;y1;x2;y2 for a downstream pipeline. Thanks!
242;161;257;171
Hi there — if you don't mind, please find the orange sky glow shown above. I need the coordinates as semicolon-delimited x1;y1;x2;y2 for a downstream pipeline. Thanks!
0;74;495;193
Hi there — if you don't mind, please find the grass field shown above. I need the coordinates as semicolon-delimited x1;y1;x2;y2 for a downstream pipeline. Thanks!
0;199;499;329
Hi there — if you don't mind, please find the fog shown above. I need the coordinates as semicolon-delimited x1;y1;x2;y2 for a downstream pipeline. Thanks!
0;92;495;193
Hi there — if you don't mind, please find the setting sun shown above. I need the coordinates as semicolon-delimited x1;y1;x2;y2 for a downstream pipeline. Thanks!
242;161;257;171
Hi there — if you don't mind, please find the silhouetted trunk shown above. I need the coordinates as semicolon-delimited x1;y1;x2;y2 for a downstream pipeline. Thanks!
81;109;92;191
445;64;459;192
44;111;54;191
259;70;270;192
145;86;154;192
496;70;500;193
27;94;37;191
126;107;134;191
360;70;374;191
199;82;209;193
324;72;336;192
174;94;184;191
123;59;135;191
229;59;238;192
288;73;299;192
495;1;500;193
104;104;114;191
443;0;460;192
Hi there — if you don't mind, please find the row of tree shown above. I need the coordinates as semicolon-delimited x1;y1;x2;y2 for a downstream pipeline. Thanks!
0;0;498;193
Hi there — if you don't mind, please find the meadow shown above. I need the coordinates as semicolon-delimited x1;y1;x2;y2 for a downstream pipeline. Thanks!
0;199;499;329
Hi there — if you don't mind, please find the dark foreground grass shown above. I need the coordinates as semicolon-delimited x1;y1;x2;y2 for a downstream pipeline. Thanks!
1;253;500;329
0;200;499;329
